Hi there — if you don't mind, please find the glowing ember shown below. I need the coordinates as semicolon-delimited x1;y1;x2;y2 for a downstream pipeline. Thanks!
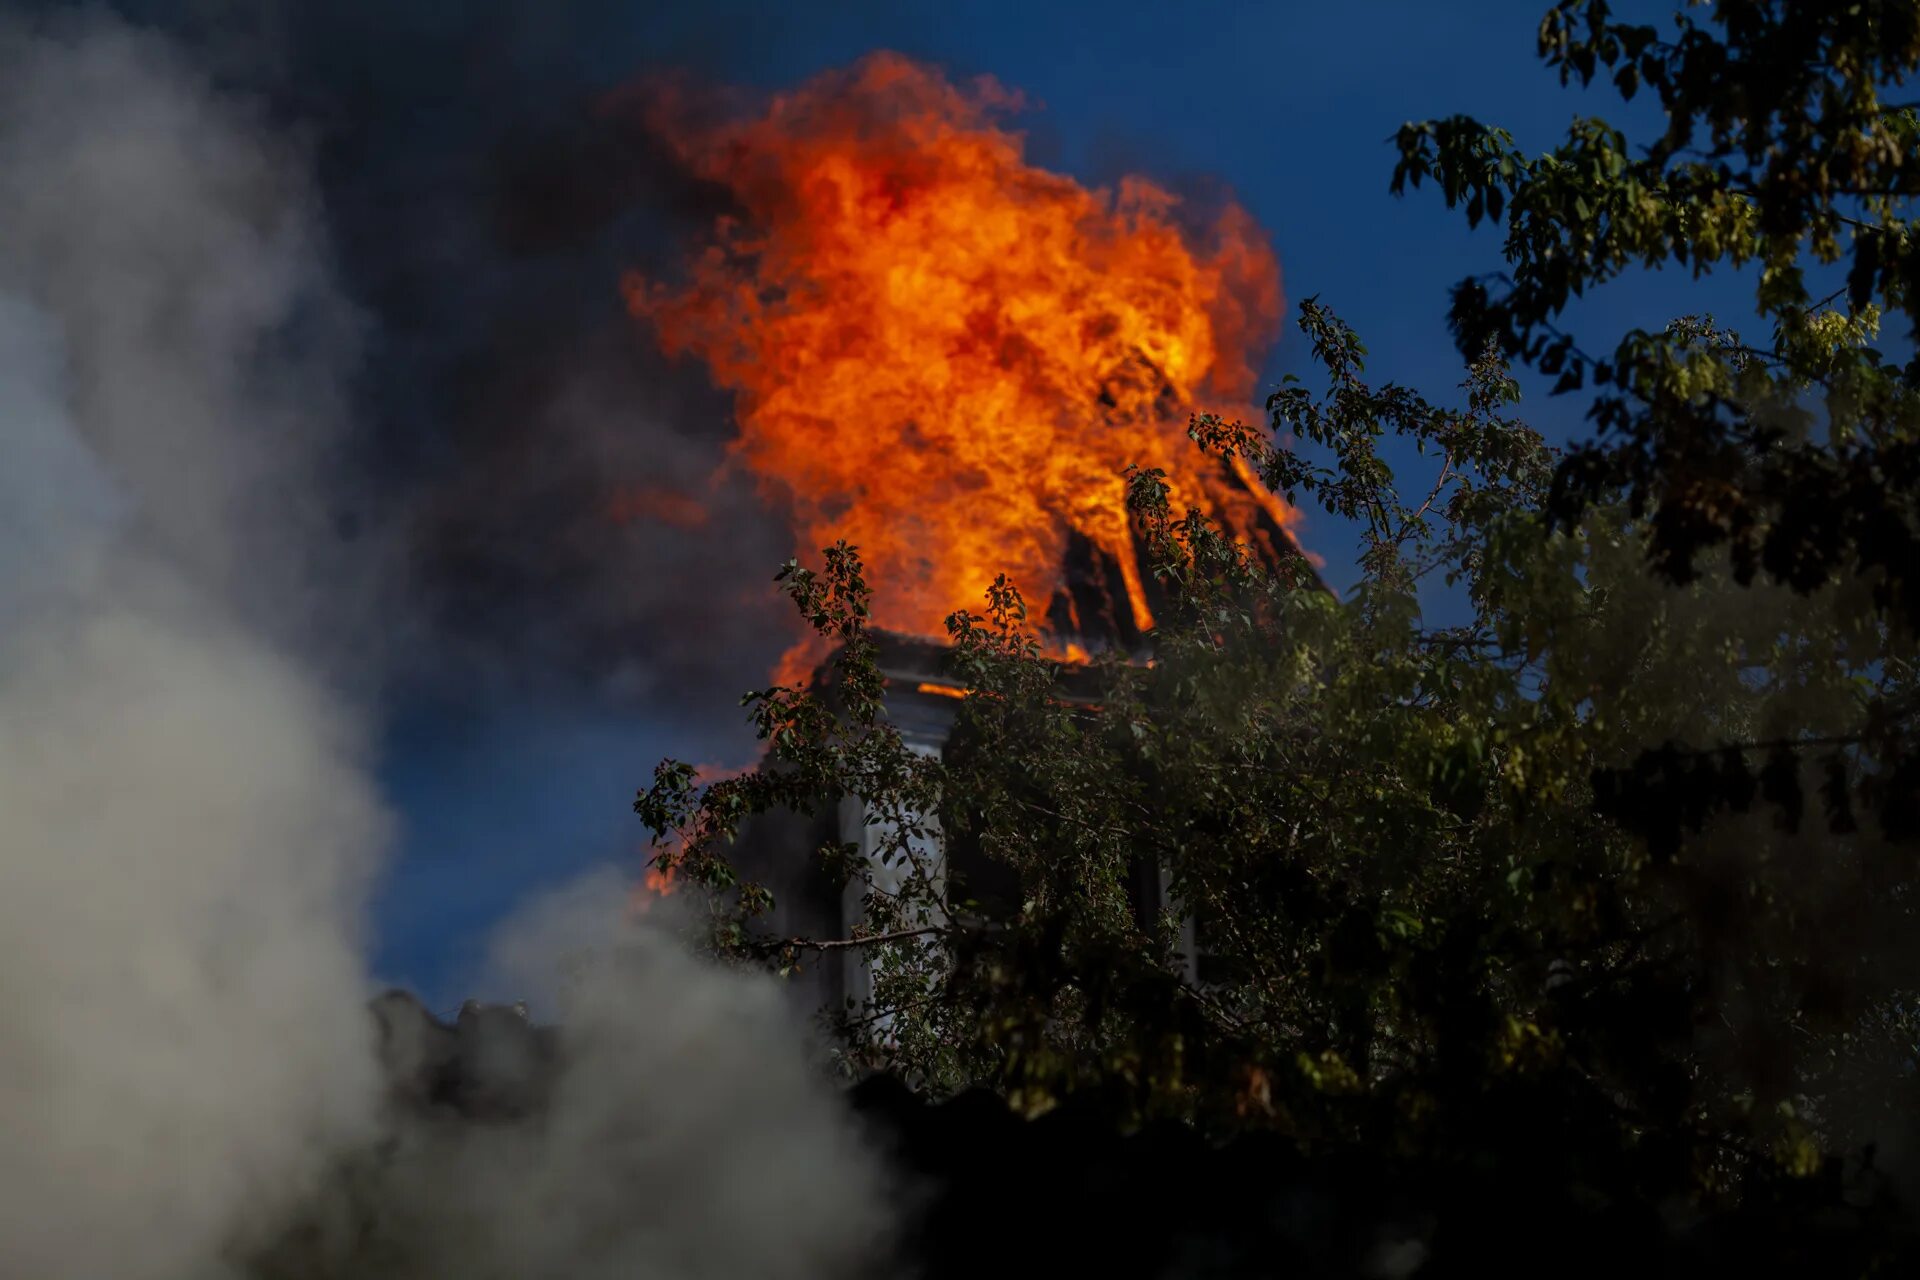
914;681;970;700
623;53;1293;671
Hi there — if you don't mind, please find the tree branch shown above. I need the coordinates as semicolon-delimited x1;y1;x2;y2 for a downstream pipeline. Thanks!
1396;449;1455;549
768;926;942;953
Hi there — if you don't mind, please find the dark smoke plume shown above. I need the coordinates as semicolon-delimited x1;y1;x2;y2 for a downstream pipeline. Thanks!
86;0;819;715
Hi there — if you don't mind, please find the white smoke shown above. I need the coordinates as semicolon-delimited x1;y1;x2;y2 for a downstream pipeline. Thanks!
0;576;390;1279
0;14;889;1280
0;15;387;1278
310;870;894;1280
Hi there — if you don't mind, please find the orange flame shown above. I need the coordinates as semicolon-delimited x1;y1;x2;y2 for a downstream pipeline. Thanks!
624;53;1292;663
627;860;679;918
914;680;970;700
627;758;755;915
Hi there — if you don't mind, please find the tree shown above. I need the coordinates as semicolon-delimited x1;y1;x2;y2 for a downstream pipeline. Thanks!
1391;0;1920;840
639;0;1920;1237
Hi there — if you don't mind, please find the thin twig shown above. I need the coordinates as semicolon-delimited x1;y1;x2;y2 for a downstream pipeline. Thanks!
1396;450;1456;548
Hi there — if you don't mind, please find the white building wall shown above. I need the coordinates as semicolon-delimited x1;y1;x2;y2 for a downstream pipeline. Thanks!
837;740;943;1029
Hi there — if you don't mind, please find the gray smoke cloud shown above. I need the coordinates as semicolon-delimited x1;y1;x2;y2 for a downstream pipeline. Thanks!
0;14;889;1279
279;869;893;1280
0;12;377;666
0;17;389;1278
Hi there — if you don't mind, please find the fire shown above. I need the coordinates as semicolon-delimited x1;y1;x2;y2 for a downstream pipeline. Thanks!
628;862;680;918
623;53;1292;670
915;681;970;701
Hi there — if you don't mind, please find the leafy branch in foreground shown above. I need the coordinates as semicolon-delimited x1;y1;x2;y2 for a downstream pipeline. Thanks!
1393;0;1920;637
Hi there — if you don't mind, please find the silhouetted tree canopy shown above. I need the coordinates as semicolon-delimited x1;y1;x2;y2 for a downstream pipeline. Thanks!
641;1;1920;1266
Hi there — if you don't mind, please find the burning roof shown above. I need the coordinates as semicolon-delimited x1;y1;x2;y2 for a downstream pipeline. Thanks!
620;52;1302;673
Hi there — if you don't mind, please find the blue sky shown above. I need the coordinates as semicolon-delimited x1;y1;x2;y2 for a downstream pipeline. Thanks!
370;0;1762;1008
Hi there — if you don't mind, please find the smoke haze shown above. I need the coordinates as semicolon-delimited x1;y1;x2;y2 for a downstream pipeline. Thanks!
294;871;892;1280
0;16;388;1276
0;12;889;1277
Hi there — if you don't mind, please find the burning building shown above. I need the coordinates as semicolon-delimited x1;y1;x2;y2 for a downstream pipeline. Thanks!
619;52;1306;1015
722;630;1194;1017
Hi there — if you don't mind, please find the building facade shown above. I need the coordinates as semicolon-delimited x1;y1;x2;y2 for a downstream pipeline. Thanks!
734;632;1198;1023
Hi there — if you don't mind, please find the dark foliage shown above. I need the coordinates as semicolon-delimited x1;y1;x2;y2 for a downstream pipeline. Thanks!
639;3;1920;1270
